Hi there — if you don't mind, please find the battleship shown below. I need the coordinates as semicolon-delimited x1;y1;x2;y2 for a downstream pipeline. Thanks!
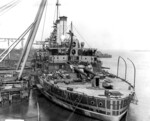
32;0;137;121
0;0;137;121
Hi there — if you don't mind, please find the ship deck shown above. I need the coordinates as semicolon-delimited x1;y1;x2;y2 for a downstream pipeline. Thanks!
46;76;134;99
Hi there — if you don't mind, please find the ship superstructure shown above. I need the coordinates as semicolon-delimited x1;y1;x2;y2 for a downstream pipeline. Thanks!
33;0;103;73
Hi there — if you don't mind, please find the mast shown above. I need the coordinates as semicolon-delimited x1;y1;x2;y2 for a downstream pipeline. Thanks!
56;0;61;21
70;22;73;46
68;22;74;61
55;0;61;44
71;21;73;33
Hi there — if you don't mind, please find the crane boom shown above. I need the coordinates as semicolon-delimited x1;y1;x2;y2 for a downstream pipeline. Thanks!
0;23;33;62
18;0;47;79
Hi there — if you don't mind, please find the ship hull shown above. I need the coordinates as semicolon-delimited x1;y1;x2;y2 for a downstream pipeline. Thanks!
36;84;128;121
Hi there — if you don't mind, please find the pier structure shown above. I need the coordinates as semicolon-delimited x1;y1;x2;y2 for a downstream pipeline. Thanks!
0;0;47;107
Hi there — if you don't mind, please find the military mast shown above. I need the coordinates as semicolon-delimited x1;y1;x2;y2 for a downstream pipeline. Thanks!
68;22;74;61
56;0;61;21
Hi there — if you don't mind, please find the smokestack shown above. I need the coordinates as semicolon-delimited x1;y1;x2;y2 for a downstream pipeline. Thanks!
56;20;60;44
59;16;67;42
59;16;67;35
56;16;67;44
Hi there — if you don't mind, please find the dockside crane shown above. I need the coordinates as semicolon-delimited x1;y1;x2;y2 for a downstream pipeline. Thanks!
0;0;47;106
0;0;47;80
17;0;47;80
0;27;31;62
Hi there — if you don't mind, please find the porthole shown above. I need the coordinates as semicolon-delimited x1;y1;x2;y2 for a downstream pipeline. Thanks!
72;49;76;55
91;101;94;105
99;102;102;106
72;41;76;47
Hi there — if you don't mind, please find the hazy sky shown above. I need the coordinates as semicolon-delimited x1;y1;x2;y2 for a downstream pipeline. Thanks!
0;0;150;50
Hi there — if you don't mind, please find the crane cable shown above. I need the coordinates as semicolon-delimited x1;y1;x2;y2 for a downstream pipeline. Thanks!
72;25;91;48
0;0;19;11
0;23;34;62
0;0;21;16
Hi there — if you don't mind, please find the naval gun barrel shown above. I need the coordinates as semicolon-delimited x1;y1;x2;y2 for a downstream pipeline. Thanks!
74;67;87;77
83;68;97;76
2;81;23;84
101;67;110;69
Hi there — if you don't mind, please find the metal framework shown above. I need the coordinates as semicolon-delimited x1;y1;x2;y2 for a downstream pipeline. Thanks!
0;0;47;81
0;24;32;62
17;0;47;79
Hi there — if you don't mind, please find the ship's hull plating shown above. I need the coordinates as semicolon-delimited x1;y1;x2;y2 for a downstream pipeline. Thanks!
37;86;128;121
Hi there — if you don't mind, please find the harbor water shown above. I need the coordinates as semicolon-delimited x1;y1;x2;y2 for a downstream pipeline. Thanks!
0;50;149;121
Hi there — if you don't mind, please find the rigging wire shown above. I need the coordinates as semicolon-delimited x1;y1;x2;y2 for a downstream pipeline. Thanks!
73;25;91;48
40;1;48;42
0;0;18;11
61;24;71;40
0;23;34;62
0;0;13;11
0;0;21;16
